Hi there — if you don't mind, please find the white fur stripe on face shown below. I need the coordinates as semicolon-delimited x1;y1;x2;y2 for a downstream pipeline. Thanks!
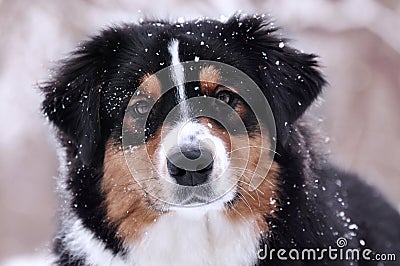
168;39;188;119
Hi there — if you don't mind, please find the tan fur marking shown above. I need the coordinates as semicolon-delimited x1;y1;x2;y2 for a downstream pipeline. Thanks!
138;73;162;99
197;115;280;232
102;137;164;244
199;65;221;95
225;133;280;233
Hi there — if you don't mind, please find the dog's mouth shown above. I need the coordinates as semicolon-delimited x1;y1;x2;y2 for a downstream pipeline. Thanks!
167;183;239;214
175;185;216;205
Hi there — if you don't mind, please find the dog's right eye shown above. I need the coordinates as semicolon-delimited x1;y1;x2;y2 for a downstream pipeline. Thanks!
133;100;150;115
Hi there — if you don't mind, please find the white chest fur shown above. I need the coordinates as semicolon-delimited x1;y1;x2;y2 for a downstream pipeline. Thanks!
127;209;261;266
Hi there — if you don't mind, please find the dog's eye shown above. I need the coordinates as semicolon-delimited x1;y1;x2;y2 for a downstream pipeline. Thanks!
134;100;150;115
216;90;237;107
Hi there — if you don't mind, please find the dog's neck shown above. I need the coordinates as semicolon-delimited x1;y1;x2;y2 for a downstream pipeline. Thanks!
127;209;261;266
64;209;261;266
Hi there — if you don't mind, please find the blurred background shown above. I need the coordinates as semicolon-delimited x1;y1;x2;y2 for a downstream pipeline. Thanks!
0;0;399;263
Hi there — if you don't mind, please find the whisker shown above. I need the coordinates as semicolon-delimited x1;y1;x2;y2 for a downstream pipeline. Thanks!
227;146;280;156
230;157;260;168
229;204;248;224
109;177;159;191
230;166;267;180
253;185;262;207
231;173;266;195
233;176;266;196
230;167;276;188
235;182;256;201
236;192;253;214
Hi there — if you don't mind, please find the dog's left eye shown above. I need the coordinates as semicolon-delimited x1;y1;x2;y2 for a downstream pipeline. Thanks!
133;100;150;115
215;90;238;107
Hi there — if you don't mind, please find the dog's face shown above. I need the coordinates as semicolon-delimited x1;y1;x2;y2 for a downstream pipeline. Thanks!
119;57;276;205
42;15;325;244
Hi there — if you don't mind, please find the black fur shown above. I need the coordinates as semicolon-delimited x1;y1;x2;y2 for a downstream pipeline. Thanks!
41;15;400;265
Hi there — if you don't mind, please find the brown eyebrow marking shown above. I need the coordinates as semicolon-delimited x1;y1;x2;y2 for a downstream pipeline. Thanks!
199;65;221;95
136;73;162;100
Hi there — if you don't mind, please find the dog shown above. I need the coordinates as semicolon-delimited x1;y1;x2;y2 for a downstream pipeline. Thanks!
41;14;400;265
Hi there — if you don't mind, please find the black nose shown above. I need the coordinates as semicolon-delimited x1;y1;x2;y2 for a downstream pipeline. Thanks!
167;149;214;186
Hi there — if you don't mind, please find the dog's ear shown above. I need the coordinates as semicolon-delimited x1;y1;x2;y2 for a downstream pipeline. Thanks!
226;15;326;144
41;36;111;165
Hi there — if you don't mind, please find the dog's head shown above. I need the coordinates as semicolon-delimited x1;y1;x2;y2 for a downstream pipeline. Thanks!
41;15;325;243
